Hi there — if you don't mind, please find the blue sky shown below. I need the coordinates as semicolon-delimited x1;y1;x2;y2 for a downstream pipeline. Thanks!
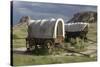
12;1;97;25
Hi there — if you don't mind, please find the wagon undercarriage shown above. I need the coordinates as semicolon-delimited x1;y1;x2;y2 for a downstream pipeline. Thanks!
26;38;64;55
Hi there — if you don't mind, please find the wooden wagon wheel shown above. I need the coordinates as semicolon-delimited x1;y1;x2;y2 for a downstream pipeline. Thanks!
26;38;35;51
44;40;54;54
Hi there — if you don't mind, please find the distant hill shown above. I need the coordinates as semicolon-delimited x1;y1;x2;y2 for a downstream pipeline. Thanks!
67;11;97;23
13;22;28;39
13;16;32;39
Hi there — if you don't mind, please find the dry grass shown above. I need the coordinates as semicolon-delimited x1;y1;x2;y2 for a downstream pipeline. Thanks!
12;23;97;66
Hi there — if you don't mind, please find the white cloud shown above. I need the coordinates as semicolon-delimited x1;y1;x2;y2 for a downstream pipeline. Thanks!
82;6;97;12
15;7;33;14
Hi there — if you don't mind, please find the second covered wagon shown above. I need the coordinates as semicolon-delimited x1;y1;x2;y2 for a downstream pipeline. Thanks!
64;22;89;41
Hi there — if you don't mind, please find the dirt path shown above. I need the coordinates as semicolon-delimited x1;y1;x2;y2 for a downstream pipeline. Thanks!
13;41;97;57
13;47;27;51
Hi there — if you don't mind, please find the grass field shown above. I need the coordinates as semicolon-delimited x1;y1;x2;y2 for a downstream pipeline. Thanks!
13;54;97;66
12;23;97;66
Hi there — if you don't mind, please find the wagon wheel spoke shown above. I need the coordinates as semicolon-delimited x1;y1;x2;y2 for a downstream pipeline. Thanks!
44;40;54;54
26;38;35;51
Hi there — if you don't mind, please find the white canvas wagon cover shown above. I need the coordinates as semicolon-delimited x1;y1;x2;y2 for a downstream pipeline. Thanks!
65;22;89;32
28;18;65;39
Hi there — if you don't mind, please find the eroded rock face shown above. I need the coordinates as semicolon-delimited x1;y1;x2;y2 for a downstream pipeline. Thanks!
19;16;30;23
67;11;97;23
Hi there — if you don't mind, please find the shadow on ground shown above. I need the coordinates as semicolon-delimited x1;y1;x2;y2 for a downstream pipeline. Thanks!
13;50;35;55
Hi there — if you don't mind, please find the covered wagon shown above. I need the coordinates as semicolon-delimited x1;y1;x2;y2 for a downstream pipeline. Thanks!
26;18;65;54
65;22;89;41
